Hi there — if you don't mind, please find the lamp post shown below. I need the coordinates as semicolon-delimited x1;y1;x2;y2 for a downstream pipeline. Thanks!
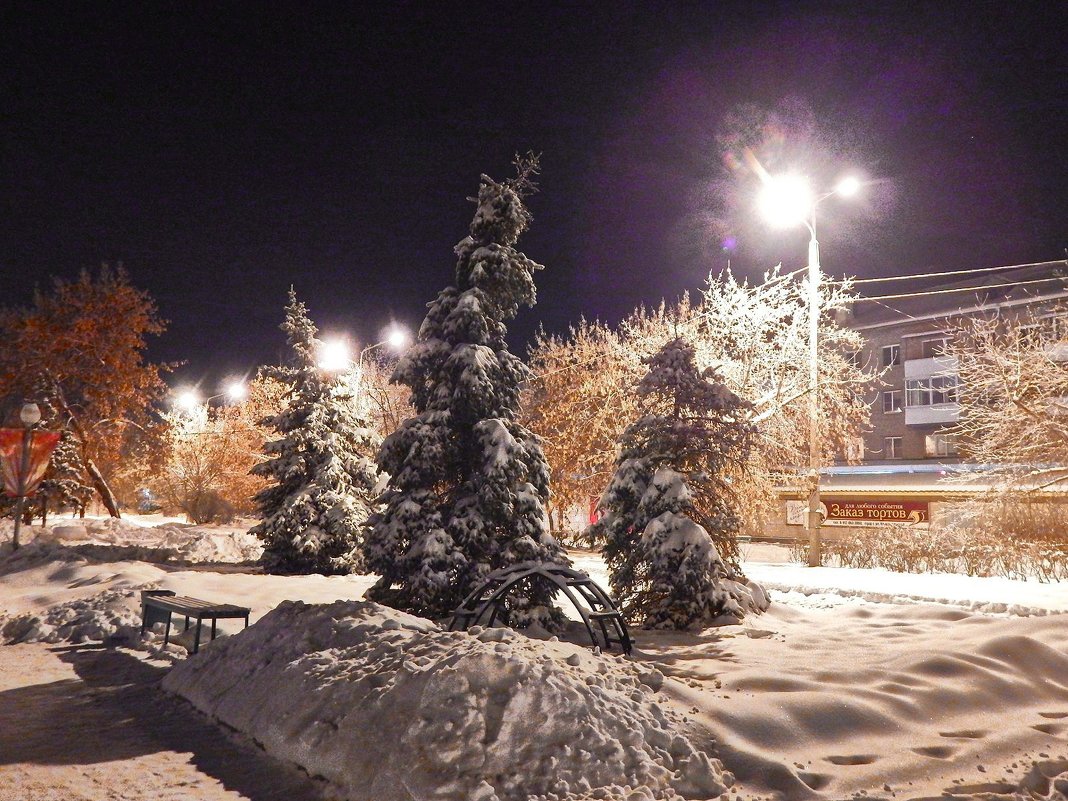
11;402;42;551
760;174;859;567
356;326;410;375
173;381;248;414
319;327;410;383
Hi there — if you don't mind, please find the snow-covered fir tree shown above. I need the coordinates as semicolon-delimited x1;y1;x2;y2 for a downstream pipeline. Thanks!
363;157;568;621
251;290;381;575
589;336;769;629
37;430;93;523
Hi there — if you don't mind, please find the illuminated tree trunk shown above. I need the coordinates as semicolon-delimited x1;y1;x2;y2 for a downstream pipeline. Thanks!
53;385;121;518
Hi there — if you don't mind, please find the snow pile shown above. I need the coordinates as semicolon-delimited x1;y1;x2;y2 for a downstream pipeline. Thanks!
164;600;732;801
1;516;263;564
154;524;263;563
1;587;142;645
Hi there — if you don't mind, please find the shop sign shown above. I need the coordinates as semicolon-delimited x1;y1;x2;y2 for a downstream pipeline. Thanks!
786;497;929;528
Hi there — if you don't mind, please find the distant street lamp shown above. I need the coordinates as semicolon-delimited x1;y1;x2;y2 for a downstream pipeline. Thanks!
172;380;248;413
760;174;861;567
225;381;248;403
175;389;201;413
318;326;411;376
358;326;411;372
11;403;41;551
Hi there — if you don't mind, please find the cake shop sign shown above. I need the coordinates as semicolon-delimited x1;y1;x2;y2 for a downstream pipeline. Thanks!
787;497;929;527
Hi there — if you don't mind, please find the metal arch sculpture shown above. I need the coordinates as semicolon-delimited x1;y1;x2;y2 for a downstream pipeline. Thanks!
449;562;632;656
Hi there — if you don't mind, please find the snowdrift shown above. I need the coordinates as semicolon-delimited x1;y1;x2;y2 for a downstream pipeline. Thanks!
164;599;732;801
1;516;263;564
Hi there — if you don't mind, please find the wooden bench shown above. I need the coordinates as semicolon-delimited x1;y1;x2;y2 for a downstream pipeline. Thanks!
140;590;251;654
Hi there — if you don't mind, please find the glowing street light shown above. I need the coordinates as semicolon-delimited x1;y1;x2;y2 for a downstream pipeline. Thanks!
758;175;814;229
318;339;352;372
225;381;247;403
759;172;862;567
175;388;201;412
385;325;410;351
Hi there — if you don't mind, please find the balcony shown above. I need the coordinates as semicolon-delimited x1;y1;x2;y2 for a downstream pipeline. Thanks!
905;403;959;425
903;356;959;425
904;355;958;380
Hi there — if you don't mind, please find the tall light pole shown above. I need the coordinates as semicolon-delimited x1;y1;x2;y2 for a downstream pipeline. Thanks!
760;174;860;567
11;403;42;551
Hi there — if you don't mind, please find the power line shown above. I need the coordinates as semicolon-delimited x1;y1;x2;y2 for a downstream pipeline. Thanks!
853;274;1068;302
841;259;1066;286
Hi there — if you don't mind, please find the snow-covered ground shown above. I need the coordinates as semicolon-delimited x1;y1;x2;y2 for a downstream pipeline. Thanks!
1;516;1066;800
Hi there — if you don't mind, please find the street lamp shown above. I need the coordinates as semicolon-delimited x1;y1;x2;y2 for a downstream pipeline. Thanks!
760;174;861;567
358;326;411;370
224;381;247;403
173;381;248;412
318;339;352;373
175;389;201;413
10;403;41;551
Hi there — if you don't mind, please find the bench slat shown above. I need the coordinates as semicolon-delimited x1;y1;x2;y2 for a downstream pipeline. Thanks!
143;595;250;617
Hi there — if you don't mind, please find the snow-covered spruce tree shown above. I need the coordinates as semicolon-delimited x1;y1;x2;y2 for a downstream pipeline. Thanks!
250;290;381;575
363;157;569;622
589;336;769;629
37;430;93;523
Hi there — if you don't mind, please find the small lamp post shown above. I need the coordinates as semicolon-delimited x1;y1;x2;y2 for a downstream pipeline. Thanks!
759;174;860;567
11;403;42;551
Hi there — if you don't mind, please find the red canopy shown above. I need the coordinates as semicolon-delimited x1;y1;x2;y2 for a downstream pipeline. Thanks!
0;429;62;497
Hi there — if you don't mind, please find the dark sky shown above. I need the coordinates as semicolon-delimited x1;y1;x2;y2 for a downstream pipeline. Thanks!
2;2;1065;390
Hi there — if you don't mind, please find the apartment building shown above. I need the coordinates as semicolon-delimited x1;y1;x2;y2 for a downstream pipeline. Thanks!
845;261;1068;465
769;259;1068;540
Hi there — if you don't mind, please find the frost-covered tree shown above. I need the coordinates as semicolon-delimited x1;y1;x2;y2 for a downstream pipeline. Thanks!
590;336;768;629
364;157;568;621
527;268;873;541
251;291;381;575
0;265;169;517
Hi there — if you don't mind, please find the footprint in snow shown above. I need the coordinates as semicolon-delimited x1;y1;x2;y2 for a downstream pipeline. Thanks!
912;745;957;759
797;771;832;790
1031;722;1066;735
939;729;988;739
824;754;878;766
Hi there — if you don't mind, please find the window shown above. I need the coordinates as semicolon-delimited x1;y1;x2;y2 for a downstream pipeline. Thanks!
882;344;901;367
885;436;903;459
922;338;949;358
906;374;958;406
882;390;903;413
925;433;959;457
846;436;865;462
846;351;862;368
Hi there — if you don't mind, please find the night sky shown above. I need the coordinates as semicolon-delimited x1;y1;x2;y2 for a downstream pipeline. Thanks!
2;2;1065;390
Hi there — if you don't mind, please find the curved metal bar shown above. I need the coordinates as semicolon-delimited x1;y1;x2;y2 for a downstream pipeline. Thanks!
449;564;632;655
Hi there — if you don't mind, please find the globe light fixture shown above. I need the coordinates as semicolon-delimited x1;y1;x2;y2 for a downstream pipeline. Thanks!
758;174;814;228
175;389;201;412
318;339;352;372
226;381;247;402
19;403;41;426
386;326;410;351
835;175;861;197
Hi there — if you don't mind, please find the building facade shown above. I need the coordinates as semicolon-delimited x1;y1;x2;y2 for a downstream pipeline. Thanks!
845;261;1068;466
768;259;1068;541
